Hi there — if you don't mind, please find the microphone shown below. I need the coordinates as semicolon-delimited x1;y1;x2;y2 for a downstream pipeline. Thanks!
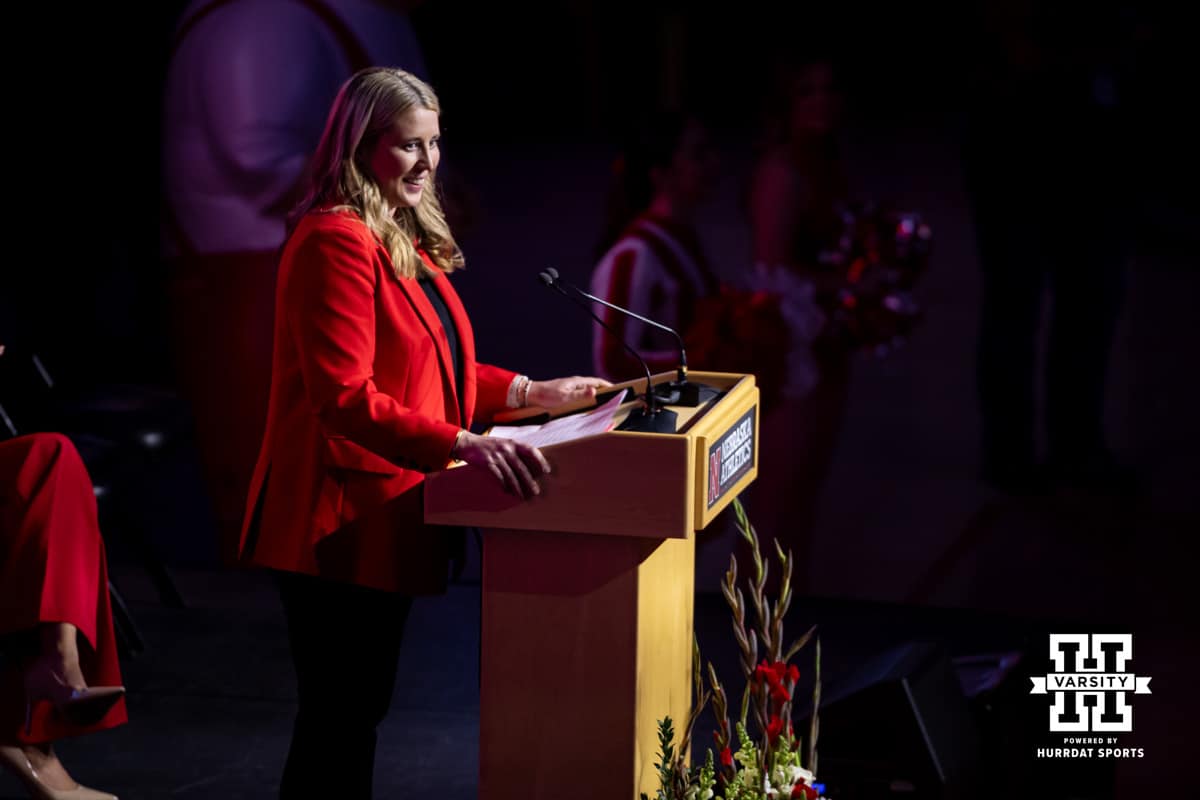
544;268;719;408
538;270;676;433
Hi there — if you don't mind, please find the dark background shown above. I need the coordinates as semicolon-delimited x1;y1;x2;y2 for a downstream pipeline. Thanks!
4;0;1196;611
1;3;1196;795
9;1;1196;378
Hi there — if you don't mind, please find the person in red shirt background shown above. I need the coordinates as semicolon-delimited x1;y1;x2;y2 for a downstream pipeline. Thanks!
163;0;439;566
589;112;721;381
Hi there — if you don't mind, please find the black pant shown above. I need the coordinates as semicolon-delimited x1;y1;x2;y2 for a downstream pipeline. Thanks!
275;571;413;800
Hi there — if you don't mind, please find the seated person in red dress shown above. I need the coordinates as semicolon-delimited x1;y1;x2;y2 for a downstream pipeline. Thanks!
1;420;126;800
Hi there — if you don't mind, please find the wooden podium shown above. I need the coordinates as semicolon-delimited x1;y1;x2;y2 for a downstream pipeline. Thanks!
424;371;759;800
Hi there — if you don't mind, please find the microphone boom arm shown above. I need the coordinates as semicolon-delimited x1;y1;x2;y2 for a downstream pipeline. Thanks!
544;268;717;408
537;272;658;414
563;285;688;383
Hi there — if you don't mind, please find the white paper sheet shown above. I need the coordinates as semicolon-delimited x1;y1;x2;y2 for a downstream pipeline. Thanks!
486;390;627;448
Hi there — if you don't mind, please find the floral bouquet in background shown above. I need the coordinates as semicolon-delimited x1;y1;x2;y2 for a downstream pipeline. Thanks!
642;499;829;800
686;287;792;413
816;201;932;357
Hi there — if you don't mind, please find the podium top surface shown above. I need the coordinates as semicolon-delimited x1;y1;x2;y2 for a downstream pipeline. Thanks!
423;371;760;539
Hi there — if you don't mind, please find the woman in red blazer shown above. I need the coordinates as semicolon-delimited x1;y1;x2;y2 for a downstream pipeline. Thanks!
0;431;126;800
240;67;607;799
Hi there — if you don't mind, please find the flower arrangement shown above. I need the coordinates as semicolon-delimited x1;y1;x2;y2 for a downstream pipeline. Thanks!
643;499;828;800
816;202;932;357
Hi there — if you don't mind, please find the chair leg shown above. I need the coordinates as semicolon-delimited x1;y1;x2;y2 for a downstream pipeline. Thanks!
105;501;188;610
139;539;188;610
108;579;145;658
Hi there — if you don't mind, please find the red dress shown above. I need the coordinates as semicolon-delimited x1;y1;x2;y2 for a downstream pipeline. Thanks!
0;433;127;744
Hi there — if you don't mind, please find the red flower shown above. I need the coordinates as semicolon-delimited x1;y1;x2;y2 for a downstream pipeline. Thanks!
768;660;799;686
754;660;798;704
766;714;784;743
720;747;733;767
792;783;819;799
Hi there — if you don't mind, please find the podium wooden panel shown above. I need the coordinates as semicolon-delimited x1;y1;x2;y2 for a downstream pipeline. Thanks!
424;371;759;799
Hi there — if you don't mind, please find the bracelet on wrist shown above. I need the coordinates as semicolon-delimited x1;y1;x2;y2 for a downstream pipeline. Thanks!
506;375;528;409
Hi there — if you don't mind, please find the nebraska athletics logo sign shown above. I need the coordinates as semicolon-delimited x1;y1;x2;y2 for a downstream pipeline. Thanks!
706;409;755;508
1030;634;1152;760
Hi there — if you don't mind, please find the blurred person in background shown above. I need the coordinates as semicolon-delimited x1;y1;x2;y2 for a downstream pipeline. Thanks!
162;0;431;563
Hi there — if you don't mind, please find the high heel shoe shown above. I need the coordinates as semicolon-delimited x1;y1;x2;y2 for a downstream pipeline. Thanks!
0;745;118;800
23;662;125;734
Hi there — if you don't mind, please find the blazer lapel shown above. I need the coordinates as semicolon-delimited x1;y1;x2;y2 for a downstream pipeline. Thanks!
392;268;463;427
430;270;477;429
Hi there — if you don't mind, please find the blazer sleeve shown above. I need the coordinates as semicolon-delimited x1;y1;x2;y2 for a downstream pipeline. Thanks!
283;219;461;471
474;363;518;424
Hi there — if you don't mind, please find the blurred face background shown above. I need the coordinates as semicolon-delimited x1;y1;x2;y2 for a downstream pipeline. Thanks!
654;118;718;208
788;62;840;137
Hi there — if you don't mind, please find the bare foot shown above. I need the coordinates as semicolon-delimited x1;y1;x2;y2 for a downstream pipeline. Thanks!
26;623;89;702
29;651;88;691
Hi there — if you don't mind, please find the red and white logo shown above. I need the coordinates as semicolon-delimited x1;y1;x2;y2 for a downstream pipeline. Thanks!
709;446;721;503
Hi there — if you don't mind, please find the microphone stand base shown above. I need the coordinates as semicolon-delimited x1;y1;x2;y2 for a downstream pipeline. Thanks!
655;381;722;408
617;406;678;434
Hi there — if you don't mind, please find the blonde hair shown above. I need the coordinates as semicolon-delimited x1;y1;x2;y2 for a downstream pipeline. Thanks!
289;67;463;277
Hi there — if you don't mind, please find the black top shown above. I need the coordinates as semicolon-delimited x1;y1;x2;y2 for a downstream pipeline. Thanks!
417;272;465;422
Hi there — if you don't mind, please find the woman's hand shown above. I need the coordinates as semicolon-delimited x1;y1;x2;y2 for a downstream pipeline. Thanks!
527;376;611;408
451;431;551;499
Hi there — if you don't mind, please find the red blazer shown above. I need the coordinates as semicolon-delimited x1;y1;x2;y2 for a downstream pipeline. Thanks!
238;209;516;593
